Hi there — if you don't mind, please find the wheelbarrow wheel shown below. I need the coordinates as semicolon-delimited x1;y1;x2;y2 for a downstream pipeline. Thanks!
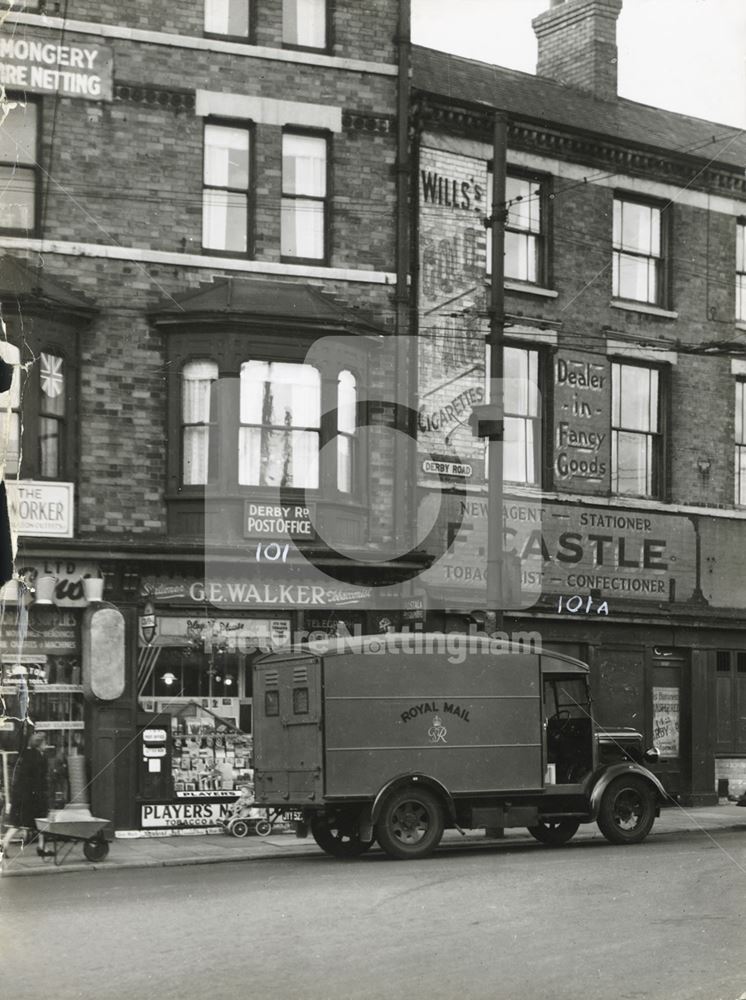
83;836;109;862
255;819;272;837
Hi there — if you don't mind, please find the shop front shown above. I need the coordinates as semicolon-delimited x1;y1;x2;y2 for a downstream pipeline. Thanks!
132;573;395;831
0;559;102;812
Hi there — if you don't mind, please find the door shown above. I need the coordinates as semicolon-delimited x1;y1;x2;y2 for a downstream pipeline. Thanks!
650;651;688;799
254;655;323;802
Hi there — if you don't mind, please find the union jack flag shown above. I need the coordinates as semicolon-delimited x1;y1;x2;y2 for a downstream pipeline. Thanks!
40;353;64;398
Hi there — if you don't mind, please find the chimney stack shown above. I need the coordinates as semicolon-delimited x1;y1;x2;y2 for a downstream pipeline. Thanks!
532;0;623;101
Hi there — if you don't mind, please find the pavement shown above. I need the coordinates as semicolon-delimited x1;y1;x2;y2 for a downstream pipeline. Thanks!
2;802;745;878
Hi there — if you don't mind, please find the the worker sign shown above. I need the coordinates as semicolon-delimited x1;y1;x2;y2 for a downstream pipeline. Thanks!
0;36;114;101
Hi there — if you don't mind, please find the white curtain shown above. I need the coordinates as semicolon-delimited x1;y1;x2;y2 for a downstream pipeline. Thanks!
182;360;218;485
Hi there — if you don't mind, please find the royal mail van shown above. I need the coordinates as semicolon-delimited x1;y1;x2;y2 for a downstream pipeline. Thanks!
252;633;664;860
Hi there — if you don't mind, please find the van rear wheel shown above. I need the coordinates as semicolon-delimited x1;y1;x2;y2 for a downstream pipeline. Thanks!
528;819;580;846
376;787;444;860
597;775;656;844
310;812;372;858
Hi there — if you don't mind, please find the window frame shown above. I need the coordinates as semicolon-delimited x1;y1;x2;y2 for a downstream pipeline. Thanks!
201;117;254;258
281;0;331;53
486;167;551;289
281;127;331;266
203;0;255;42
484;341;547;489
610;358;667;500
612;192;670;308
0;94;42;239
1;336;78;483
737;219;746;324
736;377;746;507
180;357;220;487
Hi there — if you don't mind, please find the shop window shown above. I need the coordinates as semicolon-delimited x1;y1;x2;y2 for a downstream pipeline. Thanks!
204;0;251;38
239;361;321;488
613;196;665;305
202;121;251;254
611;361;663;498
715;651;746;752
283;0;327;50
737;379;746;506
0;98;38;236
486;171;547;286
281;131;328;262
181;359;219;486
485;343;543;486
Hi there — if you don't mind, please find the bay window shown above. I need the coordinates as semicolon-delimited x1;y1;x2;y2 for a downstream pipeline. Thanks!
181;360;218;486
238;361;321;488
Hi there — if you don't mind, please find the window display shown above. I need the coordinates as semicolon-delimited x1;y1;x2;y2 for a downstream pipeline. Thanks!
171;704;253;796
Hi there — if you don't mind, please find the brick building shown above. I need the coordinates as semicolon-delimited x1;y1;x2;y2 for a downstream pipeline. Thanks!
411;0;746;804
0;0;415;831
1;0;745;833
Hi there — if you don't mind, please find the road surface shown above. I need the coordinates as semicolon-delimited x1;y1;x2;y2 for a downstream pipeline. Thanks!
2;830;745;1000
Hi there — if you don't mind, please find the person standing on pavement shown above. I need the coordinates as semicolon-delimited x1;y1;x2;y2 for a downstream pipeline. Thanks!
0;730;49;859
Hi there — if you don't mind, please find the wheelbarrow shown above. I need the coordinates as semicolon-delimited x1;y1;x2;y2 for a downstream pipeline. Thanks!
34;806;110;866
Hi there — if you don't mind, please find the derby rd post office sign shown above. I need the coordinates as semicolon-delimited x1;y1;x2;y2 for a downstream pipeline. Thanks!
0;37;113;100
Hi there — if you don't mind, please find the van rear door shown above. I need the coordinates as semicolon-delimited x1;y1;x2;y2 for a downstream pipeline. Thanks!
254;653;323;803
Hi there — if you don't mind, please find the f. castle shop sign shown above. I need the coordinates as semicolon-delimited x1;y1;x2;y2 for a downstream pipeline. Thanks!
418;495;697;606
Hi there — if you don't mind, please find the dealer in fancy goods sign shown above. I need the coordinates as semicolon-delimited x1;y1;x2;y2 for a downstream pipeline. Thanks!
0;36;113;101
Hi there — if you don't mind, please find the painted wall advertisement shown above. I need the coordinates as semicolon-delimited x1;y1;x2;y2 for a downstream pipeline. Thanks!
652;686;680;758
553;352;611;494
418;145;489;485
417;493;696;608
0;36;113;100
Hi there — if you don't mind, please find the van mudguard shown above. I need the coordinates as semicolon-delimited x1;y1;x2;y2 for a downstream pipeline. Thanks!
363;774;456;841
589;763;667;819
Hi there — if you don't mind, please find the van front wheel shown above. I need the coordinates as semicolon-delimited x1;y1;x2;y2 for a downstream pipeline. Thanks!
597;776;656;845
376;787;444;860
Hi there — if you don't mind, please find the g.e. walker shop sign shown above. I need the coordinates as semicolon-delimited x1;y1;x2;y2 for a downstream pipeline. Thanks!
0;37;113;100
140;576;374;608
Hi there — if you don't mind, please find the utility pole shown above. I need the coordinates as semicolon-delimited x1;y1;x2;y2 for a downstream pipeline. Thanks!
471;110;507;634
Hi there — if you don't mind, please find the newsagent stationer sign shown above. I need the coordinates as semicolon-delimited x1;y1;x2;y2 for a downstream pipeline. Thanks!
0;37;113;101
418;495;697;607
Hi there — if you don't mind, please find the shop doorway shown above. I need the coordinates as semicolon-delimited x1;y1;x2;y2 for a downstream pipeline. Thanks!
650;649;689;800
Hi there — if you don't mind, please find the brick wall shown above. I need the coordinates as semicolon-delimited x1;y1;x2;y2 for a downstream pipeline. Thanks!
62;1;399;62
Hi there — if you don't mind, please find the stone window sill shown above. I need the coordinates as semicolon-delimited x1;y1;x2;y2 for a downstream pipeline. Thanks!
611;300;678;320
505;281;558;299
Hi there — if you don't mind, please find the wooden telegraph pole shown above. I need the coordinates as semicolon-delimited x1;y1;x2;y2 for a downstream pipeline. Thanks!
471;110;507;634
